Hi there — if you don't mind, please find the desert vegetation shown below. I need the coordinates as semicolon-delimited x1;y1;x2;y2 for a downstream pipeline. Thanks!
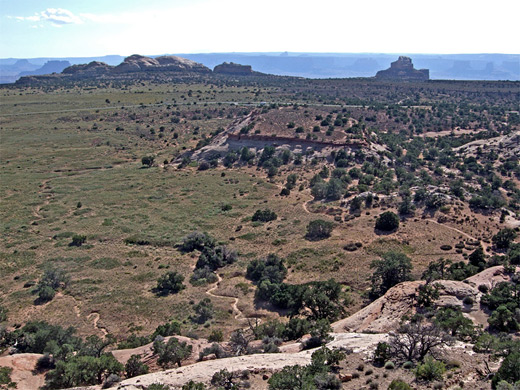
0;72;519;389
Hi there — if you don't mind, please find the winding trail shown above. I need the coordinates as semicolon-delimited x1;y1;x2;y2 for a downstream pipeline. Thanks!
205;274;243;321
87;312;109;337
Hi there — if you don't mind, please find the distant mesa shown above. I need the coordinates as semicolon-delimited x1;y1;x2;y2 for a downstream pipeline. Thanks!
19;60;71;76
375;56;429;81
214;62;253;75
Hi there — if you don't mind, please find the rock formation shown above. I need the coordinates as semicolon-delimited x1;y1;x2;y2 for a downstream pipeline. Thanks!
112;54;210;73
19;60;71;76
214;62;253;75
62;61;112;76
155;55;211;72
375;56;429;81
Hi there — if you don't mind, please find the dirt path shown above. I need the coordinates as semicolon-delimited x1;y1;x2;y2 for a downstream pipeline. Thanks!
206;274;244;321
425;218;491;251
87;312;108;337
32;179;52;221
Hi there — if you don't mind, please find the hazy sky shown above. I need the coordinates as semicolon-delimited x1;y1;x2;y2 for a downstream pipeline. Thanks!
1;0;519;58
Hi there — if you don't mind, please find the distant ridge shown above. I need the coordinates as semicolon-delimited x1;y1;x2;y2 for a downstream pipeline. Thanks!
1;53;519;83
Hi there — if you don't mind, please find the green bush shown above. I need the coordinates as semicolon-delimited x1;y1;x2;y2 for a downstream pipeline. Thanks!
37;286;56;303
182;381;207;390
180;232;215;252
305;219;334;241
208;329;223;343
246;254;287;284
70;234;87;247
0;366;16;388
375;211;399;231
369;252;412;299
492;351;520;389
141;156;154;167
125;354;149;378
388;379;412;390
493;228;518;250
252;209;277;222
153;337;192;368
155;272;185;296
415;355;445;381
45;354;123;389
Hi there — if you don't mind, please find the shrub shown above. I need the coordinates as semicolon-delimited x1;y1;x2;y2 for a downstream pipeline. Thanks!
403;361;414;369
152;320;181;338
198;161;210;171
369;252;412;299
195;245;237;271
0;367;16;388
141;156;154;167
375;211;399;231
374;342;391;365
153;337;192;368
182;381;207;390
305;219;334;241
147;384;170;390
493;228;518;250
36;353;55;371
388;380;412;390
252;209;277;222
37;285;56;303
191;298;214;324
415;355;446;381
44;354;124;389
384;361;395;370
125;354;149;378
180;232;215;252
211;369;236;389
208;329;223;343
246;254;287;284
190;267;218;286
280;188;290;196
155;272;185;296
70;234;86;247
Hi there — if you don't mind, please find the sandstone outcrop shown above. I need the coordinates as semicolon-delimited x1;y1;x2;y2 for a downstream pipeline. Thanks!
375;56;429;81
112;54;210;73
332;267;516;333
214;62;253;75
62;61;112;75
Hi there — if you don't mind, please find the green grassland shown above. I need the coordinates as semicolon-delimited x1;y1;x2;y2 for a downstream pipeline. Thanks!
1;77;519;341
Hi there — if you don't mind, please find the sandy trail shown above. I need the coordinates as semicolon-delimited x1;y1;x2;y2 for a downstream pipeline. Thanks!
206;274;244;321
87;312;108;336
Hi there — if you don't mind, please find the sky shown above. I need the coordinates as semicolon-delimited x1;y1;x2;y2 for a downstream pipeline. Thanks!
1;0;519;58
